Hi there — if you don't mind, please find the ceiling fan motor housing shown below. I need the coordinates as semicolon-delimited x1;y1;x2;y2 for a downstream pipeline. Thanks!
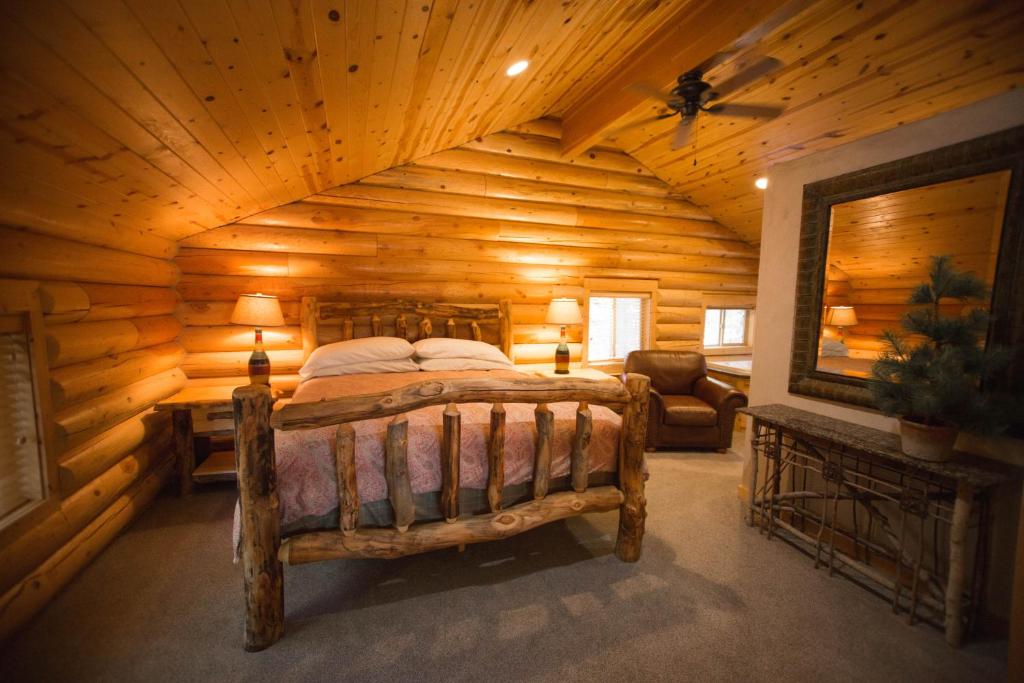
672;70;712;116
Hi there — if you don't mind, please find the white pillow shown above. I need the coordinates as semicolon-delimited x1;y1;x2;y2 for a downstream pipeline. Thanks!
300;337;415;379
417;357;519;372
413;338;512;366
300;358;420;380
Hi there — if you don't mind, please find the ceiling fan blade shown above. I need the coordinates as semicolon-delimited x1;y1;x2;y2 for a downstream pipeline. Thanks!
628;81;674;104
604;113;676;139
693;50;735;75
671;118;693;150
707;56;782;100
705;103;784;119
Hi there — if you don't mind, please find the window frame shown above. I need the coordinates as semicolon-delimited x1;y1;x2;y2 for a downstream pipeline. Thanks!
582;278;657;369
702;301;755;357
0;285;58;546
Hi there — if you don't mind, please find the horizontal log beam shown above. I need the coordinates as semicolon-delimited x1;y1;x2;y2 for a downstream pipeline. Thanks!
176;300;302;326
243;199;738;240
181;350;305;378
0;227;178;286
53;368;186;451
460;132;654;177
45;316;182;368
182;214;756;258
49;341;184;410
280;487;624;563
57;409;170;495
315;185;716;226
39;282;178;324
180;224;378;257
180;325;301;353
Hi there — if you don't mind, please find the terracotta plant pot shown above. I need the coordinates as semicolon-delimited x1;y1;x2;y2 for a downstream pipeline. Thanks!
898;418;958;462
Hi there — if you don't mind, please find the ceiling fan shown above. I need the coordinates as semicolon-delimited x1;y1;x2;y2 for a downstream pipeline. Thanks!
616;54;785;150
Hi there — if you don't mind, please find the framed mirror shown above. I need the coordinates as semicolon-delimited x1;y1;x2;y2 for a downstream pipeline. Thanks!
789;125;1024;408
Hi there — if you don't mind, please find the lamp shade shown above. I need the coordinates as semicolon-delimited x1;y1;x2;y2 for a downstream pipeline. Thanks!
546;298;583;325
230;293;284;327
826;305;858;327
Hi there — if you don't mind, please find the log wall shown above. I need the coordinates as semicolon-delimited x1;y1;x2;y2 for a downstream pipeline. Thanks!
0;226;181;639
176;129;759;383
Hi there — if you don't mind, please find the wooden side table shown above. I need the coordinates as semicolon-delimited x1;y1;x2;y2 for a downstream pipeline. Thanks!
156;385;288;496
528;365;619;381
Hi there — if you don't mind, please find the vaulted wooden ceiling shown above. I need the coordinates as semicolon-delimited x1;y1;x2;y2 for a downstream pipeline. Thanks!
591;0;1024;243
0;0;1021;251
0;0;691;246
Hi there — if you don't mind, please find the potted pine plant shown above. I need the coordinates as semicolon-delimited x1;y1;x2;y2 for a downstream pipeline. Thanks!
869;255;1009;462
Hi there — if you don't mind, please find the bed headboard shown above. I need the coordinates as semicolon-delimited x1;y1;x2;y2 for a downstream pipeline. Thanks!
300;298;513;362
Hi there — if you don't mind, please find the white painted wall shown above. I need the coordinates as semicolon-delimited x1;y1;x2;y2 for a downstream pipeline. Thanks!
748;90;1024;435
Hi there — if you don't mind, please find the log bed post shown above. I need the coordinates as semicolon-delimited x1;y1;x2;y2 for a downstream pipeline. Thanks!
488;403;506;511
615;373;650;562
386;415;415;532
395;314;408;340
442;403;461;522
533;403;554;499
571;401;593;493
335;423;358;535
232;384;283;651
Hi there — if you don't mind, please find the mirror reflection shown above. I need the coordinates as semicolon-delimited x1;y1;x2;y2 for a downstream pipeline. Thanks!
816;170;1010;377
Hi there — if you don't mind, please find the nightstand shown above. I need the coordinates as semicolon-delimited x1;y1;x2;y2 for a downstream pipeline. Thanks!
156;385;289;496
529;365;620;381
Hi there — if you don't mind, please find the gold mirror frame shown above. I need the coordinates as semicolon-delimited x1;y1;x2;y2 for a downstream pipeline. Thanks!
788;125;1024;408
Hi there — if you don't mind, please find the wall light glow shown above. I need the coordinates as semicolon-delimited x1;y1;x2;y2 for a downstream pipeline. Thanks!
755;177;769;190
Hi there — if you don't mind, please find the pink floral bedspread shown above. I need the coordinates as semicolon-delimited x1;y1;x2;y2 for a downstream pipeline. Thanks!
273;370;622;530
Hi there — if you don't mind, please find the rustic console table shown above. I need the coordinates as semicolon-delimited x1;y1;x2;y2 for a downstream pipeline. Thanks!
740;404;1015;647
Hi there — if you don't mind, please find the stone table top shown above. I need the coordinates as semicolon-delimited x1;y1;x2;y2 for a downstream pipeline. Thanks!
739;404;1018;488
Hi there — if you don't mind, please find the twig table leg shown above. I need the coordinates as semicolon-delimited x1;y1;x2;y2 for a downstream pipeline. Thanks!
945;481;974;647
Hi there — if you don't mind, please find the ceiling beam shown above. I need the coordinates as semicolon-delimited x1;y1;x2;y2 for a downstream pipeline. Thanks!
559;0;795;158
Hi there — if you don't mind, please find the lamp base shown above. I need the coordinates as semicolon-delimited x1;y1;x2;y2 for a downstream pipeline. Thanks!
554;342;570;374
248;348;271;386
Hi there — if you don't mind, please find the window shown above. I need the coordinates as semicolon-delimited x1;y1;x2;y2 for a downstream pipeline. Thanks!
587;294;650;363
0;315;47;528
703;308;750;348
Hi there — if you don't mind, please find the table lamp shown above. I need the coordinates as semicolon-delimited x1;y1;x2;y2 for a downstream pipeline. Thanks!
825;305;858;343
545;298;582;374
231;293;284;386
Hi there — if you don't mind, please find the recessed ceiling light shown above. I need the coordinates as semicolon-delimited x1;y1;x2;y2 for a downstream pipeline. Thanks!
755;177;768;190
506;60;529;77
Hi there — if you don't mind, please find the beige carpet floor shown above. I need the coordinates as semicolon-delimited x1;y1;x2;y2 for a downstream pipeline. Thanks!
0;451;1008;682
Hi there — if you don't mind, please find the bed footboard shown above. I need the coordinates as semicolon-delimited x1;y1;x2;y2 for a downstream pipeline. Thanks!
232;373;650;651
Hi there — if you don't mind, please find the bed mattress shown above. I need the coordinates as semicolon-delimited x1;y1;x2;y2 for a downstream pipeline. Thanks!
266;369;623;536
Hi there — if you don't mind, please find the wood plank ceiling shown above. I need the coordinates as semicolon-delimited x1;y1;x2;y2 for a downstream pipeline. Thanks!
580;0;1024;243
0;0;1021;249
0;0;693;246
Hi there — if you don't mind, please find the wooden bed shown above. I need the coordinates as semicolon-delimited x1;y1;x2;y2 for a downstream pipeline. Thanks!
231;297;651;651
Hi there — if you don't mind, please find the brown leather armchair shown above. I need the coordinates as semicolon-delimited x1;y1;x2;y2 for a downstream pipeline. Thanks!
624;350;747;451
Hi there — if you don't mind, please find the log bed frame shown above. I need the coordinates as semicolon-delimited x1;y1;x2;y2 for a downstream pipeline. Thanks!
231;297;651;651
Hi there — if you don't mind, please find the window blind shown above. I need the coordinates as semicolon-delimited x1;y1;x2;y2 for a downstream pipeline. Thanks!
588;294;650;362
0;329;44;524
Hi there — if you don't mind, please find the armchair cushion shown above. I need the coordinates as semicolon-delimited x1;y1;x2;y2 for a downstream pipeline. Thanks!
661;395;718;427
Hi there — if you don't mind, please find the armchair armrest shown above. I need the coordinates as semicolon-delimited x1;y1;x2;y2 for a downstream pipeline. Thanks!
693;376;747;413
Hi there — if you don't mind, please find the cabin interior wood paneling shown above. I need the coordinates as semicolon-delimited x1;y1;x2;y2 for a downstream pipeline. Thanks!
0;228;182;639
584;0;1024;242
175;126;759;386
0;0;695;244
